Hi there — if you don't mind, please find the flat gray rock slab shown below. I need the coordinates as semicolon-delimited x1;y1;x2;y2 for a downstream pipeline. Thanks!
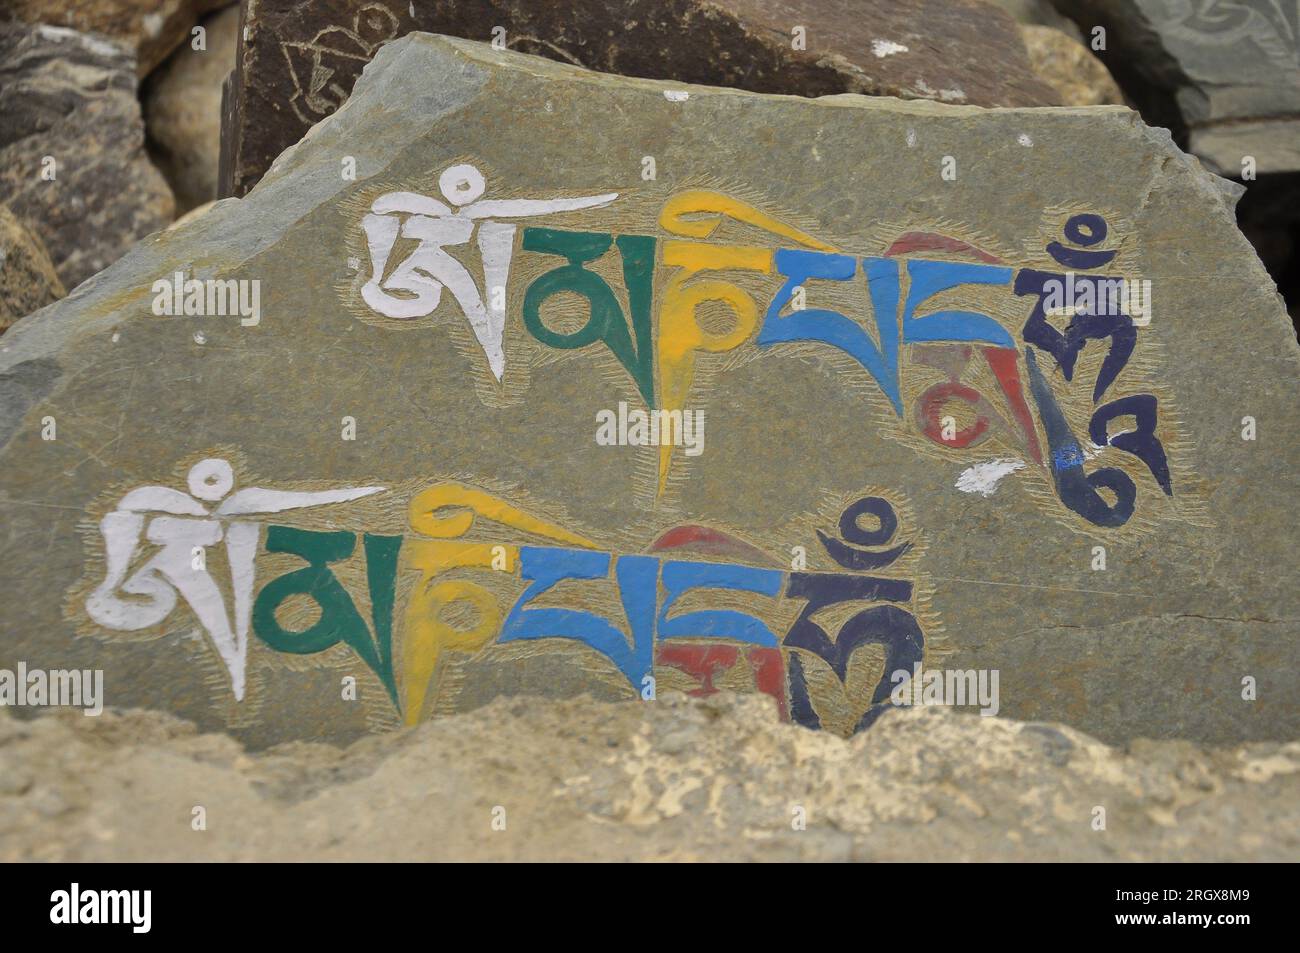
1;34;1296;749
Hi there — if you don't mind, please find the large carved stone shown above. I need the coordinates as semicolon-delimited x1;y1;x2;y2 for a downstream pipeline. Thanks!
0;35;1295;751
218;0;1061;198
0;22;174;290
990;0;1083;37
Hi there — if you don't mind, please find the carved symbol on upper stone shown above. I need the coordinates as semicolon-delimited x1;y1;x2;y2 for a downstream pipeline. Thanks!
1163;0;1298;63
281;3;401;125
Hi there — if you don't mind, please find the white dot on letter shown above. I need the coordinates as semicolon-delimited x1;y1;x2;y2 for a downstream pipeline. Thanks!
439;164;486;206
188;458;234;501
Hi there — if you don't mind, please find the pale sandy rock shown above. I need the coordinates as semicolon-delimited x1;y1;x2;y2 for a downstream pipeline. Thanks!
0;22;174;289
989;0;1083;38
0;695;1296;861
1020;24;1126;106
144;5;239;213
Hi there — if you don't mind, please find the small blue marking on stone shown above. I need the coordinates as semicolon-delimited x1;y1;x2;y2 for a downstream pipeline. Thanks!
1052;444;1085;471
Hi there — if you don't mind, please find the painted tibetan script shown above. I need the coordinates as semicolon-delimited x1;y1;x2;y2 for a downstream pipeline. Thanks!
346;162;1192;533
77;458;931;736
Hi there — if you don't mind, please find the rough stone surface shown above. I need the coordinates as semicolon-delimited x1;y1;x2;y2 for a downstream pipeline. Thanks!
2;0;234;77
1054;0;1300;174
219;0;1060;197
0;35;1297;753
0;22;175;290
0;205;65;334
1;695;1297;861
144;4;240;213
1021;24;1126;106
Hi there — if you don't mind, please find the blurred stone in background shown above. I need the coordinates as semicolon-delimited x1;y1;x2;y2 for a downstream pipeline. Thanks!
1236;172;1300;326
143;4;239;213
0;0;1291;333
1049;0;1300;330
991;0;1085;36
3;0;231;76
0;205;65;334
218;0;1061;198
0;22;174;292
1053;0;1300;174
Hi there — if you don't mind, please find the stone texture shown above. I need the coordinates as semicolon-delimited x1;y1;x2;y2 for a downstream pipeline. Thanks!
2;0;234;77
165;199;217;231
144;4;240;213
0;35;1296;753
219;0;1060;198
0;22;175;290
1021;24;1126;106
1;695;1297;861
0;205;65;334
1053;0;1300;174
990;0;1083;38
